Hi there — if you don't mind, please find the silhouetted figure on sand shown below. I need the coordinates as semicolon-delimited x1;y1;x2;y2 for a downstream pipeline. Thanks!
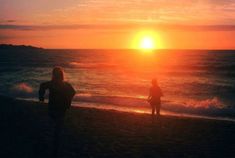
39;67;75;158
148;78;163;118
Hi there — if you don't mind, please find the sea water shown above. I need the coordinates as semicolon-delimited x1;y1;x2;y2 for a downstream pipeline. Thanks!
0;48;234;120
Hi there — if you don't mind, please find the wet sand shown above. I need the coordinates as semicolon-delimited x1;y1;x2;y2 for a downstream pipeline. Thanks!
0;95;235;158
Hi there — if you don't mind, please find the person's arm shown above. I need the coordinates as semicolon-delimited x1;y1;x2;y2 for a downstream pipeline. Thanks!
66;83;76;98
64;82;76;108
70;84;76;98
38;81;50;102
147;88;152;102
160;87;163;97
69;84;76;101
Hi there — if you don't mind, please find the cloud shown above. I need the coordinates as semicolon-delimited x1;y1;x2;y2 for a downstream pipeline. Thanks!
1;24;235;32
0;20;17;23
32;0;235;25
6;20;16;23
0;35;14;39
1;0;235;26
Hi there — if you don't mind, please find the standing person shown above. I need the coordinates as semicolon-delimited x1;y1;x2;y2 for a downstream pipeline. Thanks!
147;78;163;118
39;66;76;158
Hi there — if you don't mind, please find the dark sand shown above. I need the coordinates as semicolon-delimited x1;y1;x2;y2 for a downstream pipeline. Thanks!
0;95;235;158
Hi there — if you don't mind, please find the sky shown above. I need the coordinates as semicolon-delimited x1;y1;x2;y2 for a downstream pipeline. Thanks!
0;0;235;49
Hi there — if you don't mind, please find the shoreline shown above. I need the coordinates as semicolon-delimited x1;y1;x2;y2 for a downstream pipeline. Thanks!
15;96;235;123
74;102;235;123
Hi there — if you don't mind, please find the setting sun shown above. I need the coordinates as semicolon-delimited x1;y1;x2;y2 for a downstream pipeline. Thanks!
132;30;163;50
140;36;155;50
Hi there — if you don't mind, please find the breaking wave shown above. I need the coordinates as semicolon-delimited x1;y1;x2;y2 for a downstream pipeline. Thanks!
69;62;117;69
11;83;34;94
73;94;235;118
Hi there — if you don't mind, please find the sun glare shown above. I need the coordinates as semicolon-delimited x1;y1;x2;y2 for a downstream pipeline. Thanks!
140;36;155;49
132;30;163;50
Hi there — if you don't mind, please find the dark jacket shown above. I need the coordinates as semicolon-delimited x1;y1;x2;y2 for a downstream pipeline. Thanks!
39;81;76;111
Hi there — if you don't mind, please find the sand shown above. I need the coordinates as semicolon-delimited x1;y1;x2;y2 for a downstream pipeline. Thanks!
0;95;235;158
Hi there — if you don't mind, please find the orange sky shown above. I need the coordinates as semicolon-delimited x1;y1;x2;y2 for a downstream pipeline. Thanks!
1;0;235;49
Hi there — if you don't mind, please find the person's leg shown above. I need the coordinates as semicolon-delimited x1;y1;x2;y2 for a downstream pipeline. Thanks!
156;106;160;116
150;104;156;123
52;112;65;158
151;104;155;116
154;105;157;116
156;103;161;118
152;108;154;116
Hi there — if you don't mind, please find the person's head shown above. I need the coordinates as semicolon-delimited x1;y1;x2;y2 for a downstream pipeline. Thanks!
151;78;158;86
52;66;64;82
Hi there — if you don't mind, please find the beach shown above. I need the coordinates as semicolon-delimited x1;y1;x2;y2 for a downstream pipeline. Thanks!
0;95;235;158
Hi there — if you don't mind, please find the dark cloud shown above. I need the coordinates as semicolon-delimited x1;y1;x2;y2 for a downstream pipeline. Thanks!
0;24;235;31
0;20;17;23
158;24;235;31
0;24;115;30
6;20;16;23
0;35;14;39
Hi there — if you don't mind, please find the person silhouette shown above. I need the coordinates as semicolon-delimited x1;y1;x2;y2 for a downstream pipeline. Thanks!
39;66;75;158
147;78;163;118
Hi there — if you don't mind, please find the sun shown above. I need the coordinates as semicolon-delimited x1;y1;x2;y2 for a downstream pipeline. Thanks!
132;30;162;50
140;36;155;50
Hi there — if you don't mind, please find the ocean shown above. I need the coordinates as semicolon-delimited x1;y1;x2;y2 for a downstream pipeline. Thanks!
0;48;235;120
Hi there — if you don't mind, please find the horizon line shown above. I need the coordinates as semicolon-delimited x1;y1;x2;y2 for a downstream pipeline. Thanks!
1;44;235;51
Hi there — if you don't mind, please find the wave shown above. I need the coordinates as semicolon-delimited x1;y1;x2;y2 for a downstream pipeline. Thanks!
74;94;235;118
4;86;235;119
11;82;34;94
7;82;37;98
69;62;117;69
183;97;225;109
